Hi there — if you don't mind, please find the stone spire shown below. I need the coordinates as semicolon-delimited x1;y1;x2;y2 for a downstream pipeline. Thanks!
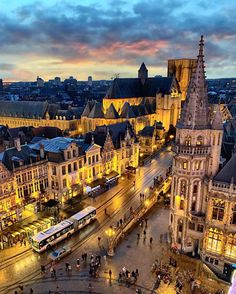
138;62;148;85
177;36;210;129
212;104;223;130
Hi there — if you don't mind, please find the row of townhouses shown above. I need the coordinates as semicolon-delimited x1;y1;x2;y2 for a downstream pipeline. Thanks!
0;121;139;230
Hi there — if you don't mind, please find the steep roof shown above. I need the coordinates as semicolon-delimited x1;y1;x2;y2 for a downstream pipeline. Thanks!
177;36;210;130
120;102;136;118
104;103;120;119
105;76;176;99
0;101;49;119
31;137;75;153
214;153;236;185
139;126;155;137
81;101;95;117
88;102;104;118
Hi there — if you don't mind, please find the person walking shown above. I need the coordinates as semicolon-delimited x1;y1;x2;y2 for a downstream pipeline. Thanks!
150;237;153;245
109;269;112;279
137;233;140;239
76;259;80;268
143;230;146;238
30;288;34;294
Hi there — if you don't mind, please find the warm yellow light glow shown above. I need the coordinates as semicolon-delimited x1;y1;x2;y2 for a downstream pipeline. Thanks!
144;188;149;193
169;135;174;139
144;199;150;207
140;153;143;157
105;228;115;237
162;139;165;142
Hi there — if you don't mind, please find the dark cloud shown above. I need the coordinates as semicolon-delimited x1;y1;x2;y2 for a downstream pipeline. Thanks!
0;0;235;78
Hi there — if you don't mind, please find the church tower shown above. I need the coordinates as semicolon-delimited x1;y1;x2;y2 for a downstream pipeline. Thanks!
138;62;148;85
169;36;223;254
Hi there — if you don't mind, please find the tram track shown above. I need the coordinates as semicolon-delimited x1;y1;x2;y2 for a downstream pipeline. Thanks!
0;149;173;293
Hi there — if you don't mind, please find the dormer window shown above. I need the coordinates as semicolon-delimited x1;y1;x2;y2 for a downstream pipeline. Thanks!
185;136;191;146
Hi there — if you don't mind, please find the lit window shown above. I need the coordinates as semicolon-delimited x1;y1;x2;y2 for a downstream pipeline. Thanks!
183;162;187;169
207;228;223;253
212;199;225;221
196;136;203;146
230;204;236;225
185;136;191;146
225;234;236;258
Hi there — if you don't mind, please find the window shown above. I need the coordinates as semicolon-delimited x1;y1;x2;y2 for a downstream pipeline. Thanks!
191;197;196;212
195;161;200;170
22;173;27;182
183;161;187;170
88;157;91;165
197;224;204;232
16;174;21;184
27;171;32;180
79;160;83;169
180;180;187;197
68;164;72;173
180;199;184;210
62;166;66;175
33;169;38;178
93;167;96;177
185;136;191;146
212;199;225;221
196;136;203;146
63;179;67;188
67;151;71;159
96;154;99;162
230;204;236;225
73;162;77;171
207;228;223;253
52;166;56;176
225;234;236;258
92;155;95;163
193;183;198;194
189;222;195;230
73;149;76;157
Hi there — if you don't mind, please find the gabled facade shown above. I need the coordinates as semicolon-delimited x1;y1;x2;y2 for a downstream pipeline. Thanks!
81;64;182;134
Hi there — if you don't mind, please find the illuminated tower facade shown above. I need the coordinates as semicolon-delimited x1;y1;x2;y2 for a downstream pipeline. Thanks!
169;36;223;254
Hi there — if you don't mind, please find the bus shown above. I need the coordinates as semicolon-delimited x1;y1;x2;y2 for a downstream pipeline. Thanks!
31;206;96;252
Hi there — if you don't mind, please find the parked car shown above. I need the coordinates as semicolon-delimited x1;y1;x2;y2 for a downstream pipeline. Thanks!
49;247;71;261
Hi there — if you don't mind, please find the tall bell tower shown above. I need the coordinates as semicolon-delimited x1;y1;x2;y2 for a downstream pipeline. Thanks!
169;36;223;254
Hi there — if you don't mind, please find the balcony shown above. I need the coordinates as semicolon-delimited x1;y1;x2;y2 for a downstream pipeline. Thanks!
173;145;211;156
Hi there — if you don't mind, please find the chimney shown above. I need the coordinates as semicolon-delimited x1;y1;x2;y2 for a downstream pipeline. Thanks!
14;138;21;151
39;143;45;159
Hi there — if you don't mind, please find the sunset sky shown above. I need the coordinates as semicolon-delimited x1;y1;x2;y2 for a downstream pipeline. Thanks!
0;0;235;81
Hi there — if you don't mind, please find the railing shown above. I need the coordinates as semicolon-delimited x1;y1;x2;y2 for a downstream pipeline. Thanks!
173;145;211;156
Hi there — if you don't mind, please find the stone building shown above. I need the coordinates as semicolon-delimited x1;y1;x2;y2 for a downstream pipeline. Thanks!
0;101;81;136
202;155;236;278
169;36;223;254
81;63;182;133
168;58;197;101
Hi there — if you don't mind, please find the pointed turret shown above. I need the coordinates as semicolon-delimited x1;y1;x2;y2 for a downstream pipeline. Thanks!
177;36;210;130
212;104;223;130
138;62;148;85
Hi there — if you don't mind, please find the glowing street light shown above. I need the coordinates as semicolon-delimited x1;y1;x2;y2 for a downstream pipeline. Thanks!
105;227;115;256
144;199;150;207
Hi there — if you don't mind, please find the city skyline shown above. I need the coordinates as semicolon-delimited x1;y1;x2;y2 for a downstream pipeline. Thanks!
0;0;236;81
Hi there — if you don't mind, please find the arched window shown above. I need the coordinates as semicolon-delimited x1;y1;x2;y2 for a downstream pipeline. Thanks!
196;136;203;146
185;136;191;146
180;180;187;197
212;199;225;221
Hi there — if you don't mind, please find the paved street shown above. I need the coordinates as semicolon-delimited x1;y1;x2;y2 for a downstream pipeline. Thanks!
0;147;174;293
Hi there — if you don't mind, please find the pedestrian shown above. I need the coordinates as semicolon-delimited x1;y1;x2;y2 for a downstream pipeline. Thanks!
137;233;140;239
150;237;153;245
143;230;146;237
14;291;18;294
120;219;123;226
98;236;101;243
65;262;69;271
23;239;26;246
76;258;80;268
135;268;139;276
104;208;107;215
109;269;112;279
145;218;148;226
41;265;46;274
30;288;34;294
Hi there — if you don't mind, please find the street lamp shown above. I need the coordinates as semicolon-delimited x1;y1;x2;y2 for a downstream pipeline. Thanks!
105;228;115;256
144;199;150;207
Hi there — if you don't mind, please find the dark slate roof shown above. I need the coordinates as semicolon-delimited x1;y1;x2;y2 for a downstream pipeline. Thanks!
139;126;155;137
81;101;95;117
120;102;136;118
32;126;63;139
0;101;51;119
104;103;120;119
105;77;175;99
214;153;236;185
88;102;104;118
1;145;39;171
84;132;107;150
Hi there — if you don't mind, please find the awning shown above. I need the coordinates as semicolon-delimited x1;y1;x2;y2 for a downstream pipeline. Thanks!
87;178;106;189
105;171;120;182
